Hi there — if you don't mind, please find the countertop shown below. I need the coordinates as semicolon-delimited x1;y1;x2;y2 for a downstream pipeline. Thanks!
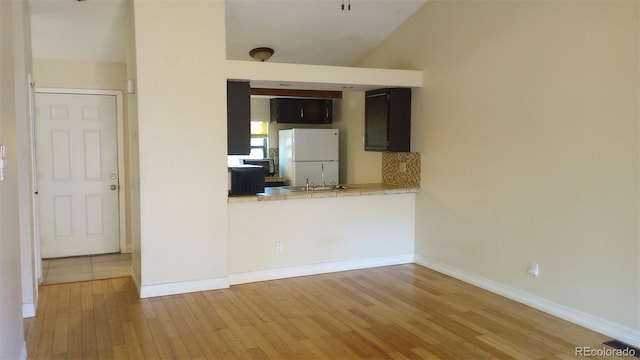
228;183;419;203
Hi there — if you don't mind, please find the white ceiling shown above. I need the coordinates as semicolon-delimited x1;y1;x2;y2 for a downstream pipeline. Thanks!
28;0;426;67
225;0;427;66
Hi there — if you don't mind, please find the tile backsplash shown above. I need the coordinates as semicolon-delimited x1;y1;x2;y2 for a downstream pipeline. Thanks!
382;152;421;187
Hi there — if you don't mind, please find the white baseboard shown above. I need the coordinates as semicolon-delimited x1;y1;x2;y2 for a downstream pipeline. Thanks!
229;254;415;285
20;341;27;360
22;303;35;318
140;277;229;299
138;254;413;298
414;255;640;348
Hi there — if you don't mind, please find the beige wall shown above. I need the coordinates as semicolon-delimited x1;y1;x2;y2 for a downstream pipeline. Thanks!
133;0;228;287
0;0;30;357
32;58;126;91
359;1;639;332
14;0;37;316
125;0;141;286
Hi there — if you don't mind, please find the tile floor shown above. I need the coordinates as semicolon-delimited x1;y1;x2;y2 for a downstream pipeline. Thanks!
41;253;131;285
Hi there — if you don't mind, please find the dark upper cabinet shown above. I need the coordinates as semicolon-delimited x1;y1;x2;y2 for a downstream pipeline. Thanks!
227;80;251;155
364;88;411;152
270;98;332;124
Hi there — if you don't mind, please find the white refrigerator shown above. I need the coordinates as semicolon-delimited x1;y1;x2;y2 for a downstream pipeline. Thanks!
279;129;339;187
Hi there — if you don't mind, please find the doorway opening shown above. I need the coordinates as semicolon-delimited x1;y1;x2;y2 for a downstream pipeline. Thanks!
32;89;128;282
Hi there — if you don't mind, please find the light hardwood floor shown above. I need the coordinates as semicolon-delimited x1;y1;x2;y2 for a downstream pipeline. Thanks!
26;264;625;359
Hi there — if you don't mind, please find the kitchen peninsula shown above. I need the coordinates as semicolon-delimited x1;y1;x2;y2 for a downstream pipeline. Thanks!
228;184;416;284
224;61;423;288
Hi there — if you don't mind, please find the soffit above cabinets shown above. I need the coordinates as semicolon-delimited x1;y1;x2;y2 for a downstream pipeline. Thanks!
250;88;343;99
226;60;423;92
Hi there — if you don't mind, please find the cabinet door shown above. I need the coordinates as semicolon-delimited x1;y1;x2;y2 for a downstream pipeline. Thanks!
365;88;411;152
271;98;332;124
271;98;303;123
365;91;389;151
301;99;332;124
227;80;251;155
387;88;411;152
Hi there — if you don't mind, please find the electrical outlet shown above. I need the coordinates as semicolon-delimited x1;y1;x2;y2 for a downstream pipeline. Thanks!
528;263;540;277
275;241;283;254
398;162;407;173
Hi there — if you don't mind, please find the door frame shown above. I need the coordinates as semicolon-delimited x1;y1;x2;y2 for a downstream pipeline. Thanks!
28;75;42;285
33;88;128;254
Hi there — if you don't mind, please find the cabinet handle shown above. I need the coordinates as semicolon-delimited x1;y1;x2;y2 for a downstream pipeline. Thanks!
300;107;304;118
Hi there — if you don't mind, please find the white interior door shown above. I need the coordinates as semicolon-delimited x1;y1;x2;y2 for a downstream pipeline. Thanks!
35;92;120;258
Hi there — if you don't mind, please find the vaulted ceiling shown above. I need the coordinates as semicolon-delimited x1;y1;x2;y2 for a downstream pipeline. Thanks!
225;0;427;66
28;0;427;66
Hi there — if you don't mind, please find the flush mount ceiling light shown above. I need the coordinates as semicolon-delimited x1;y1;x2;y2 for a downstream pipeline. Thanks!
249;47;274;62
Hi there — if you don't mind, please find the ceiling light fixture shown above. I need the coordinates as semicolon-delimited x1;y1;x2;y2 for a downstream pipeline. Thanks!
249;47;274;62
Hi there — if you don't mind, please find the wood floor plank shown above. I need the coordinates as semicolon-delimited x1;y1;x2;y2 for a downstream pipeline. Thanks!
408;346;444;360
128;308;161;359
218;328;254;359
122;320;145;360
161;296;205;359
27;264;621;360
144;316;176;359
273;317;309;342
34;284;59;358
111;344;128;360
288;316;331;339
51;283;70;355
102;279;126;347
239;323;289;359
92;293;115;359
65;282;83;359
308;333;360;359
297;338;331;359
188;292;229;331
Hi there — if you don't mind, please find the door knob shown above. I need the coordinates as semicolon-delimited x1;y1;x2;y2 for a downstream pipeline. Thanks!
110;184;118;191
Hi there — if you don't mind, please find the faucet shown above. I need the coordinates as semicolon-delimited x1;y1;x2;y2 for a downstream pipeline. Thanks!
305;178;310;191
320;164;325;187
